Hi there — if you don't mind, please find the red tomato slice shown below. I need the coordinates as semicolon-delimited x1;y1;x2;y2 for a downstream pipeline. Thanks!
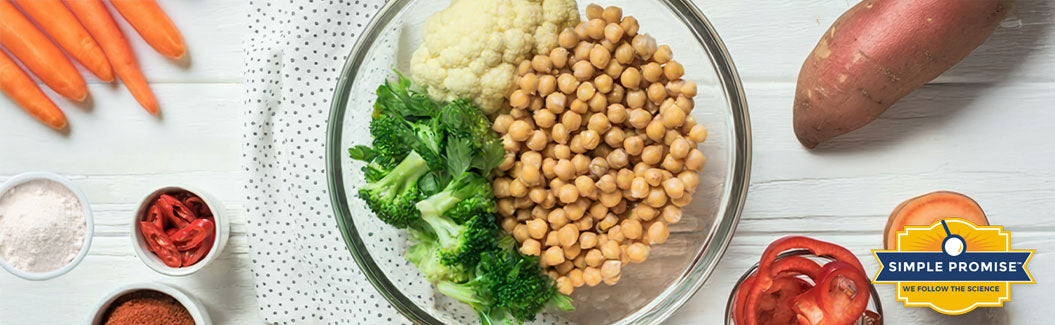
171;218;215;251
157;194;197;228
139;221;181;267
182;196;212;218
792;261;870;325
144;204;165;229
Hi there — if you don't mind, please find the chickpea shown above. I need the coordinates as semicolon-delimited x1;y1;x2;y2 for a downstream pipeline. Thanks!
602;22;623;43
508;120;531;142
606;104;627;125
568;154;587;174
519;73;539;94
528;187;547;204
661;108;686;130
666;138;690;160
521;60;539;77
665;79;684;97
662;205;682;224
639;168;662;187
550;158;571;181
601;240;621;260
545;47;568;68
544;92;566;114
601;6;623;23
637;145;660;165
569;99;588;114
687;124;708;143
574;40;593;61
632;204;658;221
632;34;657;60
584;249;604;267
559;27;579;49
622;137;643;157
568;269;586;288
646;187;668;208
685;149;706;171
493;177;512;198
627;242;650;263
675;94;695;114
678;171;699;191
627;177;647;199
599;190;622;208
583;111;610;132
521;166;541;187
605;59;625;79
596;174;617;193
531;55;552;73
585;3;603;19
498;198;515;216
550;124;569;145
587;74;612;94
617;219;640;240
603;128;624;148
661;154;684;173
583;266;603;286
520;238;541;256
557;184;579;204
585;18;605;40
527;218;547;239
615;168;635;189
620;16;639;37
648;221;670;244
557;73;579;95
576;82;596;102
512;224;530;242
614;43;634;66
571;60;593;81
620;67;642;89
671;190;693;207
539;157;556;177
601;260;622;279
526;130;548;151
555;276;574;295
544;246;566;266
661;177;686;199
641;62;663;83
626;109;650;130
493;114;514;134
577;130;598;151
645;119;666;141
598;213;620;232
633;162;650;177
612;199;628;214
589;45;611;69
553;144;572;159
561;111;582;131
546;230;560;247
509;179;528;198
570;176;594;198
647;82;667;104
553;224;578;249
542;192;557;209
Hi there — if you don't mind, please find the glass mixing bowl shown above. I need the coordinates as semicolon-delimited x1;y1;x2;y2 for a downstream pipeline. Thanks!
326;0;751;323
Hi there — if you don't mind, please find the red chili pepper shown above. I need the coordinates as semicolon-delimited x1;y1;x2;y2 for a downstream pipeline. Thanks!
769;255;822;280
182;196;212;218
181;233;214;266
760;276;811;325
139;221;181;268
732;274;756;325
745;236;865;325
171;218;215;251
165;227;178;237
792;261;870;325
143;204;165;229
157;194;197;228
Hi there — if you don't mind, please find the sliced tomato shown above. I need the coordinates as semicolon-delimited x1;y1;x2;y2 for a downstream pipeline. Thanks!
182;196;212;218
140;221;181;267
143;204;165;229
165;227;178;236
181;233;214;266
171;218;215;251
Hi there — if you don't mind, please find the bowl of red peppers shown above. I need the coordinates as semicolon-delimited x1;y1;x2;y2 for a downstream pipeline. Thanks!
131;186;228;276
726;236;883;325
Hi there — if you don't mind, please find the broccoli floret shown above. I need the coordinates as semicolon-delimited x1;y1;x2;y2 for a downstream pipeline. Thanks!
357;151;429;229
367;114;416;168
438;248;574;324
416;172;494;224
406;239;469;283
417;186;499;271
439;100;506;175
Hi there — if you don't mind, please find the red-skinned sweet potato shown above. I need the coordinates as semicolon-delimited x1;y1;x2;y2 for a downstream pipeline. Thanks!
793;0;1013;148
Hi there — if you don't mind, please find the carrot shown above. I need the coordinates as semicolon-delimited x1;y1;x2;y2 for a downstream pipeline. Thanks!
793;0;1013;148
13;0;114;82
0;50;68;130
883;191;989;249
108;0;186;59
0;0;87;101
66;0;159;114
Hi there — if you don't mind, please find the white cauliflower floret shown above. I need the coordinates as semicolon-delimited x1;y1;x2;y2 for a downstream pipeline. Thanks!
411;0;579;113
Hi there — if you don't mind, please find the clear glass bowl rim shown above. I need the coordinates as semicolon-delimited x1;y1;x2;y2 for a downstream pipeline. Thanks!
324;0;753;323
723;250;885;325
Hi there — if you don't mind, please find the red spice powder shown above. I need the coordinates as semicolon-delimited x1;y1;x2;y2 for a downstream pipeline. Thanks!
103;290;194;325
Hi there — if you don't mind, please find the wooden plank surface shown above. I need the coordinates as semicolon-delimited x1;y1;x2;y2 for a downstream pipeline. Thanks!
1;0;1053;324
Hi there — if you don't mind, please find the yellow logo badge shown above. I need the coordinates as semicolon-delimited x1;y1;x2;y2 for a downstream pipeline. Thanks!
872;218;1034;314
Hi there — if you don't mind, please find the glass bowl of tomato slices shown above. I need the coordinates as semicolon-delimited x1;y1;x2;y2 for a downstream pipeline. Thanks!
726;249;883;325
131;186;228;276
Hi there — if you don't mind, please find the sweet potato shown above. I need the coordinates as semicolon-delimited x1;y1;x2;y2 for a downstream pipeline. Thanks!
883;191;988;250
793;0;1013;148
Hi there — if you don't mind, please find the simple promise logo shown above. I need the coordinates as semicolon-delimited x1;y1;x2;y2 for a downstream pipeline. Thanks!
872;218;1034;315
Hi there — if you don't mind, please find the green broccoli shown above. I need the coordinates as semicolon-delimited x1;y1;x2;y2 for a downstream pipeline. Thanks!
357;151;428;229
437;247;575;324
416;172;494;224
439;99;506;176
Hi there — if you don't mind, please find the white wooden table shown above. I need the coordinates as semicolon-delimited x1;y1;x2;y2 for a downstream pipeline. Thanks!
1;0;1052;324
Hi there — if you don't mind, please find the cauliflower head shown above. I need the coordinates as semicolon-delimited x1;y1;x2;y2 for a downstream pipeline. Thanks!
410;0;579;114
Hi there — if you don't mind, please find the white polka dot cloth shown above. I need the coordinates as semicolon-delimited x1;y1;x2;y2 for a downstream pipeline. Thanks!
242;0;407;323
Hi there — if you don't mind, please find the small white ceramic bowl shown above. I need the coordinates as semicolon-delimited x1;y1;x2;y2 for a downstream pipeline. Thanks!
0;172;94;281
131;185;229;276
90;282;212;325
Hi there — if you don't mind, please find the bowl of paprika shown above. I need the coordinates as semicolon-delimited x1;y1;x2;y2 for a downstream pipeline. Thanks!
131;185;228;276
90;282;210;325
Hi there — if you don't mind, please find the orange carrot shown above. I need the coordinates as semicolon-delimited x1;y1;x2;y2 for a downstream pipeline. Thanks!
108;0;186;59
1;50;68;130
66;0;158;114
0;0;87;101
13;0;114;82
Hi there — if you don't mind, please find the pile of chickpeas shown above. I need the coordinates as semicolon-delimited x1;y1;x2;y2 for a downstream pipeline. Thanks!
491;3;708;296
